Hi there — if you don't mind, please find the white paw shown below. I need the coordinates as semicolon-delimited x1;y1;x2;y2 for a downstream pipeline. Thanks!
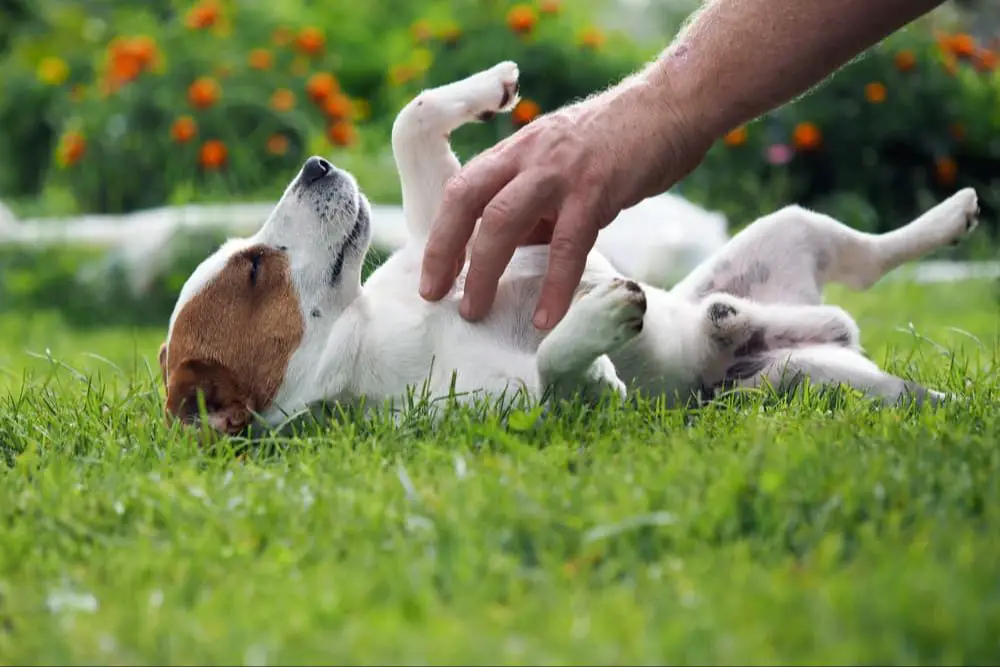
942;187;980;243
462;60;521;121
703;293;756;351
574;278;647;352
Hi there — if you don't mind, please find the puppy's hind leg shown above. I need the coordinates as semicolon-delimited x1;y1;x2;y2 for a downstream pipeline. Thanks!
391;62;521;240
673;188;981;305
536;278;647;403
718;345;952;408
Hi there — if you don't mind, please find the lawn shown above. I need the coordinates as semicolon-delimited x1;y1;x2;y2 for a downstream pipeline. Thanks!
0;278;998;664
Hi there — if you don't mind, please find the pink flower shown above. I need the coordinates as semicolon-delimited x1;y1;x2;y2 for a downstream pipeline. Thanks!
766;143;793;165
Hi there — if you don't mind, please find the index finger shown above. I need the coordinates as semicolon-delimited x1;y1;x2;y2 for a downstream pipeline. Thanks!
419;153;517;301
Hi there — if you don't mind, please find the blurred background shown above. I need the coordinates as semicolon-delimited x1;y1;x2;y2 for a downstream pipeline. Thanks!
0;0;997;332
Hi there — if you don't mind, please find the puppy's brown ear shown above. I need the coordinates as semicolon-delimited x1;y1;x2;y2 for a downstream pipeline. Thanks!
164;358;254;436
158;342;168;388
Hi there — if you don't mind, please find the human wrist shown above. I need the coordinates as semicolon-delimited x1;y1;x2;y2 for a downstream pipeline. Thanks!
592;65;715;211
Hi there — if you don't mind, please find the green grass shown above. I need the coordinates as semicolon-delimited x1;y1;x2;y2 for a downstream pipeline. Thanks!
1;279;998;665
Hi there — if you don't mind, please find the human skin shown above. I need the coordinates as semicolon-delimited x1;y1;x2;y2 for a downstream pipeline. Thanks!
418;0;947;330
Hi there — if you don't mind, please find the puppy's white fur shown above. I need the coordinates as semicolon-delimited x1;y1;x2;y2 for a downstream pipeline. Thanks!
165;62;981;431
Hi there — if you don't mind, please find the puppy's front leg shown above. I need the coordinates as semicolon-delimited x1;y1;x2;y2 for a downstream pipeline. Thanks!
536;278;646;403
391;62;520;241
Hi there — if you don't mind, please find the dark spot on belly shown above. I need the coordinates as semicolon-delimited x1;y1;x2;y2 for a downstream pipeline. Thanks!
311;308;321;318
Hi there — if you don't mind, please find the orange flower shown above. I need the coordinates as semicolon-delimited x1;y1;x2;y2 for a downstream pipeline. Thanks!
187;77;221;109
975;48;997;72
266;134;289;156
295;27;325;56
170;115;198;143
185;1;220;30
306;72;338;103
539;0;561;15
792;122;821;151
323;93;353;120
864;82;887;104
934;156;956;185
894;50;916;72
389;64;416;86
438;23;462;45
411;19;433;43
126;35;159;69
579;27;606;50
507;5;537;34
273;27;292;47
56;131;86;168
270;88;295;111
512;99;541;126
199;139;228;169
949;33;977;59
722;126;748;147
327;121;357;147
248;49;273;70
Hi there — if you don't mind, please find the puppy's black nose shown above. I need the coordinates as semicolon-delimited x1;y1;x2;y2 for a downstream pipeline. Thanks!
302;156;332;184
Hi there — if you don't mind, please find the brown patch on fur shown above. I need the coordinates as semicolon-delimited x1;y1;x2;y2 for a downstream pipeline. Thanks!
163;244;304;434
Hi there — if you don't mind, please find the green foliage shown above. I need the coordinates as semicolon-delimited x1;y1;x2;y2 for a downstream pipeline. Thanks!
0;280;998;663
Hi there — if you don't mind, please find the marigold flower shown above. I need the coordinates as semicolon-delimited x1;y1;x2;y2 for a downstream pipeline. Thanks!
411;19;433;44
950;33;977;58
894;50;916;72
187;77;221;109
295;27;325;56
327;121;357;147
266;134;289;156
934;156;957;185
579;27;606;50
722;126;748;147
389;65;416;86
507;5;537;34
792;122;821;151
864;82;887;104
438;22;462;45
248;49;273;70
37;57;69;86
185;1;220;30
306;72;338;104
323;93;353;120
56;131;86;168
270;88;295;111
512;99;541;126
170;115;198;143
975;48;997;72
199;139;228;169
539;0;561;15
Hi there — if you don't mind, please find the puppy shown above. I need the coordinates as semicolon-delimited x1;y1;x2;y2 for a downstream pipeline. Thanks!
159;61;980;434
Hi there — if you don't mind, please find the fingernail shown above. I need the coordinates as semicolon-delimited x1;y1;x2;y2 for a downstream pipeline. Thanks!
460;298;474;320
419;274;434;299
533;308;549;330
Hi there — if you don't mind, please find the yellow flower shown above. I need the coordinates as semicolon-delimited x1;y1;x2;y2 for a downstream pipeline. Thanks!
37;57;69;86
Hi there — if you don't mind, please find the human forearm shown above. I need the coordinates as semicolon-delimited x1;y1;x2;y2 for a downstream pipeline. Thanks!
648;0;946;141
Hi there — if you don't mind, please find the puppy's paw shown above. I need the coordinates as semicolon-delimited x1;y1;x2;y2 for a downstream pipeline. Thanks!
702;293;756;351
472;61;521;122
940;187;980;245
574;277;647;352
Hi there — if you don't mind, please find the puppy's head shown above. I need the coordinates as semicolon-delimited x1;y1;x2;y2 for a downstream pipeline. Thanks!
160;155;372;435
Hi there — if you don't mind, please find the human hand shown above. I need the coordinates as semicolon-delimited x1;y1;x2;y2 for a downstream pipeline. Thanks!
418;77;712;330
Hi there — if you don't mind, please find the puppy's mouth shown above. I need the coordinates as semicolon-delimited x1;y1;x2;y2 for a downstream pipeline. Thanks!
328;199;370;286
